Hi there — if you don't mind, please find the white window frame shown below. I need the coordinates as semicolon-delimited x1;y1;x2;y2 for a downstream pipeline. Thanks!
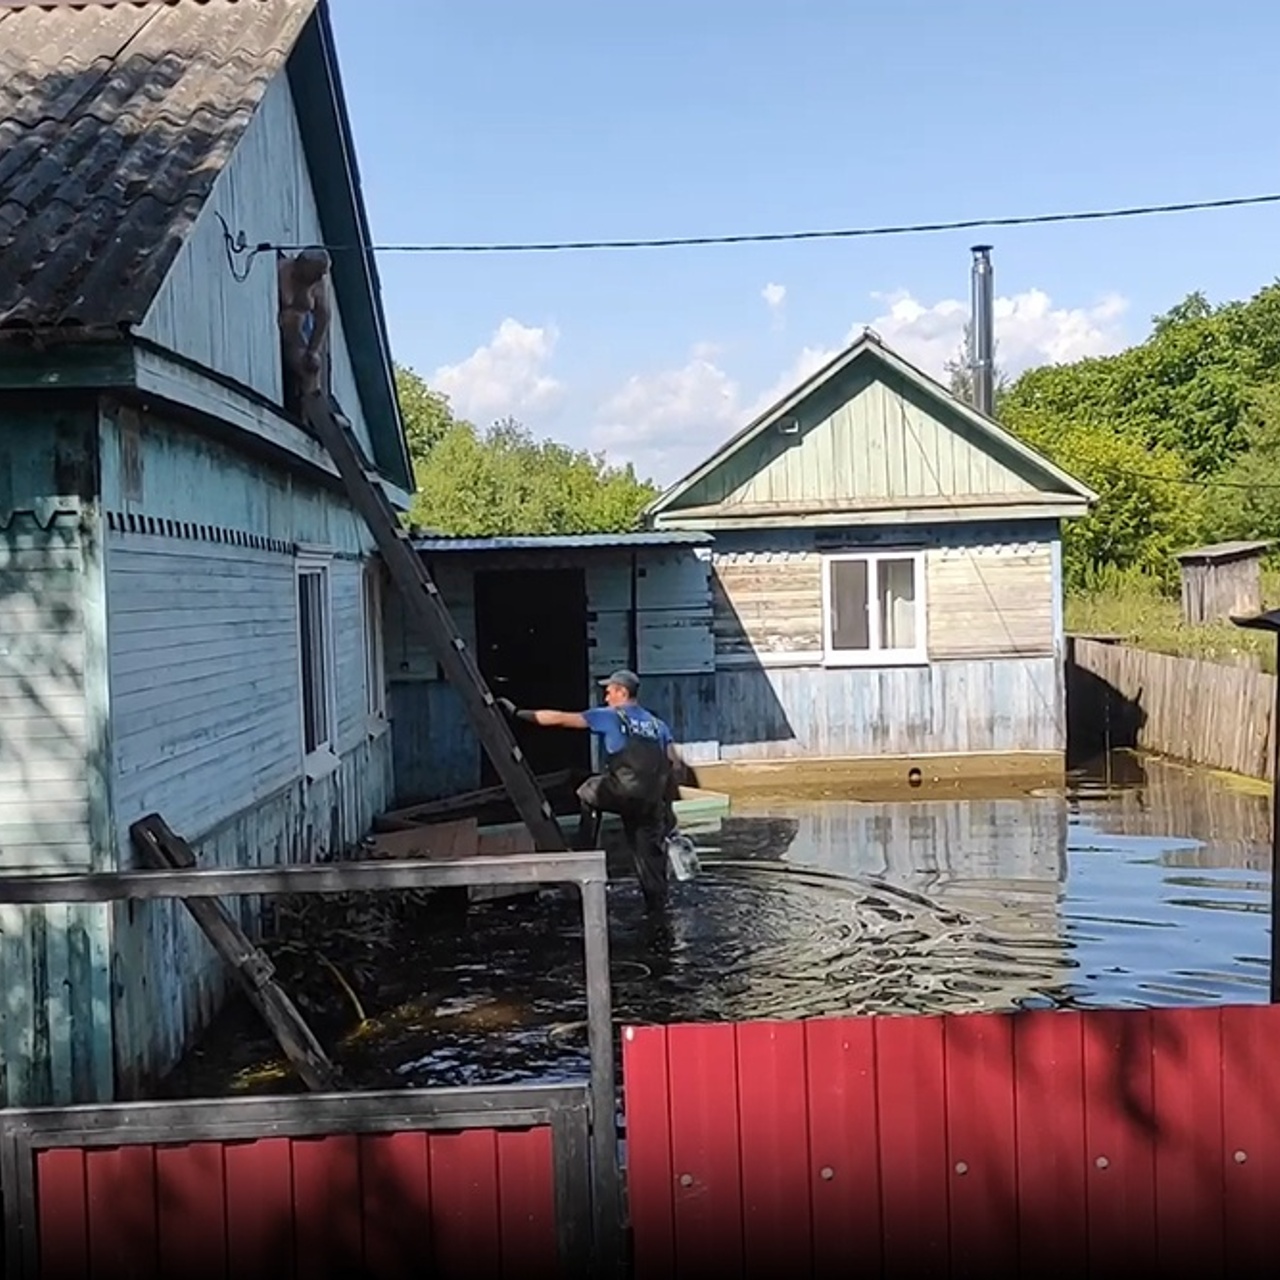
296;552;339;780
821;549;928;667
362;559;388;730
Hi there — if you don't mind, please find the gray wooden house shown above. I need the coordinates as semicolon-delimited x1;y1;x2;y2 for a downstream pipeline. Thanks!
643;330;1095;777
0;0;410;1104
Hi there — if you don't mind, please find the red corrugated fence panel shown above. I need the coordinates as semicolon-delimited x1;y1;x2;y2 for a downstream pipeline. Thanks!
32;1125;560;1279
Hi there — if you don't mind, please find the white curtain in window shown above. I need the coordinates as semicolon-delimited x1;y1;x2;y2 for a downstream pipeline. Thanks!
877;558;917;650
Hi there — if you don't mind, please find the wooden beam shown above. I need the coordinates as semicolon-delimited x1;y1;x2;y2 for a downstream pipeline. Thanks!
131;816;339;1093
0;850;607;904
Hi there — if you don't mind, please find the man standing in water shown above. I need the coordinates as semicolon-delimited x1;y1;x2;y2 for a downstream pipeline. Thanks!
498;670;681;910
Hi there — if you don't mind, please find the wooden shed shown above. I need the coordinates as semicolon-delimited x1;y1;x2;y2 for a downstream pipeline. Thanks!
1175;541;1270;625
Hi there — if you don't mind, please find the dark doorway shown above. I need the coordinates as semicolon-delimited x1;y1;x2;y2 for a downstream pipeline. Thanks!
473;567;592;784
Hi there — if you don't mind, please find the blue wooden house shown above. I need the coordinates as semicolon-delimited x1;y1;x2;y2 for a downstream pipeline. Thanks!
644;330;1096;780
0;0;411;1104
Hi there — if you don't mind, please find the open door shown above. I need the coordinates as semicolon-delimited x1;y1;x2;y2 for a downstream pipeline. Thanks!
474;568;592;784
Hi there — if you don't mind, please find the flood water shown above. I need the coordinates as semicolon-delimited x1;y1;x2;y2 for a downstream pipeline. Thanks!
166;750;1274;1096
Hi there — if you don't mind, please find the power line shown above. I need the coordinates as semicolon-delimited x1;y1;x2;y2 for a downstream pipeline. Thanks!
251;190;1280;256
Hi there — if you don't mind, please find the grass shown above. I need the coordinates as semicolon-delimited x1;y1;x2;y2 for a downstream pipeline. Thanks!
1065;568;1280;675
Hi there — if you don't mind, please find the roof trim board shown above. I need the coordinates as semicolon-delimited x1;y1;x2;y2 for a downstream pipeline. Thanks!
286;3;412;491
644;331;1097;526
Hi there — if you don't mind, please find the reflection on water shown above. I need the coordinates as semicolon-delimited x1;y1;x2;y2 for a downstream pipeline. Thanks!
165;750;1274;1094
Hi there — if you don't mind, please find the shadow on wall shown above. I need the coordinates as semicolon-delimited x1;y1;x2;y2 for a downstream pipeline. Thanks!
1065;662;1148;766
697;588;797;754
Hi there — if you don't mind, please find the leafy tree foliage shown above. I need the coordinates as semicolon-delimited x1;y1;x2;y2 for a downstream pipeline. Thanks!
394;366;657;535
998;280;1280;588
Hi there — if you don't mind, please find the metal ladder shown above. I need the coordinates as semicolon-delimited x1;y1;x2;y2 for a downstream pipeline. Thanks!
303;394;568;853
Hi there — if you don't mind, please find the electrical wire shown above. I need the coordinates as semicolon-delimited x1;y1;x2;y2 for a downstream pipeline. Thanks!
244;190;1280;256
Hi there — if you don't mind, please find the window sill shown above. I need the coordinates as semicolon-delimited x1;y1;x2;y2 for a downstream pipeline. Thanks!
366;714;390;741
303;747;341;783
823;651;929;669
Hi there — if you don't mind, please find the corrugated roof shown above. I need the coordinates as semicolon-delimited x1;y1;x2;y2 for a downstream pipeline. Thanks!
0;0;316;330
1175;540;1271;563
410;531;714;553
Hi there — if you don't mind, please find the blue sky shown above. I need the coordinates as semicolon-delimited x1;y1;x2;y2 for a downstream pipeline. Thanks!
329;0;1280;485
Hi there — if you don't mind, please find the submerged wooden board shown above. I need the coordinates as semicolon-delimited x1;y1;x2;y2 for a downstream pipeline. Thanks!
689;751;1064;800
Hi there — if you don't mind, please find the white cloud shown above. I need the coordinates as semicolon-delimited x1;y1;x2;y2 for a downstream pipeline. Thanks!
593;349;742;481
864;287;1129;380
432;318;563;424
762;282;787;311
592;287;1129;486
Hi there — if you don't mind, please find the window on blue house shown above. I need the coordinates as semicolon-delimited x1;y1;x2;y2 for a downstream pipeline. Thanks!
363;560;386;721
297;558;335;762
822;550;926;665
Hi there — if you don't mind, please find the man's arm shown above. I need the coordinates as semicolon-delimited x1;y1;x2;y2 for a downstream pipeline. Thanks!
496;698;588;730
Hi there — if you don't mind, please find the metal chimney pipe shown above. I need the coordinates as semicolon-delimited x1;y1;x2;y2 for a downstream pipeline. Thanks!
970;244;995;416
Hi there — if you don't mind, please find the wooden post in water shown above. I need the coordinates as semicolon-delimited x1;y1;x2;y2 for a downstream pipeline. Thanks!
1231;609;1280;1001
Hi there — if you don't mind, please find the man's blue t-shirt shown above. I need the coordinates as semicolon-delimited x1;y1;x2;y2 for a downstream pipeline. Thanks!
582;704;673;758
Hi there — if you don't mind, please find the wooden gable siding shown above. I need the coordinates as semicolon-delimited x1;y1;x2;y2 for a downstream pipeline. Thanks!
135;71;378;463
712;529;1055;664
671;365;1046;516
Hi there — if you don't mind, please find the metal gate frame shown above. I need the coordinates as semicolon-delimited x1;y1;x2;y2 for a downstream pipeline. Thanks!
0;1082;593;1278
0;843;620;1273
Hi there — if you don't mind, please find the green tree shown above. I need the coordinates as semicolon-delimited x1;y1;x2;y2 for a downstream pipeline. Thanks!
395;364;456;461
408;415;658;536
1200;381;1280;543
944;320;1008;407
1002;406;1206;590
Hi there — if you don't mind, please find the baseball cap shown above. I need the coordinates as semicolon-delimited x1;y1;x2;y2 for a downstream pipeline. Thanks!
598;669;640;695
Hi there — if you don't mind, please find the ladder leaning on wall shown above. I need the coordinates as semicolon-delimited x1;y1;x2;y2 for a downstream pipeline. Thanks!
302;393;569;854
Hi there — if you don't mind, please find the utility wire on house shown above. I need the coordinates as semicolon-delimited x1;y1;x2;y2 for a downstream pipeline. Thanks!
227;190;1280;259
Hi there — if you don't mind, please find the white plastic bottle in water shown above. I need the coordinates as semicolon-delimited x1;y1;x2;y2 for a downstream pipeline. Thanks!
665;829;701;882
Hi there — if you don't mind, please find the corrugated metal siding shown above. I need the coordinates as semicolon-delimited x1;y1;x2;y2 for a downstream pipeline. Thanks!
715;657;1063;759
136;70;378;462
685;367;1042;511
927;540;1055;658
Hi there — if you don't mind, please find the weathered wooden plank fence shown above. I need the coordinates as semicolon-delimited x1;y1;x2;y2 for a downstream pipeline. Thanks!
1068;637;1275;780
623;1005;1280;1278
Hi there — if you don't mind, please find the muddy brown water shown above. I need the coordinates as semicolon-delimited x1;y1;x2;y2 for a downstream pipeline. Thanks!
163;750;1273;1097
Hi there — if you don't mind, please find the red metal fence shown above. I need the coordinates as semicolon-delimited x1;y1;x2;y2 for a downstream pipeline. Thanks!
622;1004;1280;1278
0;1085;592;1279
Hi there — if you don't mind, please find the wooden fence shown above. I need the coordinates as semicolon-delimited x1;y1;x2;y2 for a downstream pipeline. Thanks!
1068;637;1275;780
623;1005;1280;1278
